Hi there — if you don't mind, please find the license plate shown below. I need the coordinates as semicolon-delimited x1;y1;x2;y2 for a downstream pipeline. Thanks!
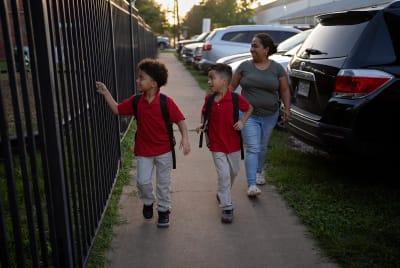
297;80;310;97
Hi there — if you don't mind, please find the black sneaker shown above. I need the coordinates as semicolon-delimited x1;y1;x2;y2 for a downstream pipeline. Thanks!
157;210;170;228
142;203;153;220
221;209;233;224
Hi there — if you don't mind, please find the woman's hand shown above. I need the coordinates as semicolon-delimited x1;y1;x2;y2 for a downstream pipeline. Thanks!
233;120;244;131
282;109;291;123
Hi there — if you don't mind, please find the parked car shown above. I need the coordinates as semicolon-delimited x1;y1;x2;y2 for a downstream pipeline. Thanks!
192;46;204;70
286;1;400;156
157;36;170;50
199;24;301;73
181;42;204;66
218;29;313;68
176;31;210;55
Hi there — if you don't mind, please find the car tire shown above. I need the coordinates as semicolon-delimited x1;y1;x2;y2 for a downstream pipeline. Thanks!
158;43;166;50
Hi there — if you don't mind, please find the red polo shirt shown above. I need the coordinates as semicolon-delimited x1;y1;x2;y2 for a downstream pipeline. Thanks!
118;92;185;157
201;90;250;153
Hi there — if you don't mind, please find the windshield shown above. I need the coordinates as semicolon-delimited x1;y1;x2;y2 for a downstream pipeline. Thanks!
196;32;209;41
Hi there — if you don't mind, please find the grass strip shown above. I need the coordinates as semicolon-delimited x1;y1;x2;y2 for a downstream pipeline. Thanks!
86;121;136;267
267;130;400;267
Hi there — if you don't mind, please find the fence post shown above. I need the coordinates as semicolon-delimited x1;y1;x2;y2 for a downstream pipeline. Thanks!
30;2;74;267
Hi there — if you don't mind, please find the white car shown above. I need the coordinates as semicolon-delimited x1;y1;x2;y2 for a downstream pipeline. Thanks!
218;29;313;69
199;24;301;73
157;36;170;50
181;42;204;66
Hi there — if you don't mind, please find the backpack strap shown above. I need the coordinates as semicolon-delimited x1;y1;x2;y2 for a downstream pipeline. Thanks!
132;93;176;169
199;93;216;148
133;94;141;121
232;92;244;160
199;92;244;160
160;93;177;169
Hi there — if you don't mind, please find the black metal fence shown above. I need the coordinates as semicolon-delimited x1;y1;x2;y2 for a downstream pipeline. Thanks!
0;0;157;267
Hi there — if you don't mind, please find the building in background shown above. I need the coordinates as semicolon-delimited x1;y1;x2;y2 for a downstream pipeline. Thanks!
253;0;391;26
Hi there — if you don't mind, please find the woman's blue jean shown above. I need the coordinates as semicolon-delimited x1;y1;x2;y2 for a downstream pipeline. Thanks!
240;110;279;186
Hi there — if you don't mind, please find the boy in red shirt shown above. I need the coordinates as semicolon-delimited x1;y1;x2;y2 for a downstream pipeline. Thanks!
96;58;191;228
196;63;253;223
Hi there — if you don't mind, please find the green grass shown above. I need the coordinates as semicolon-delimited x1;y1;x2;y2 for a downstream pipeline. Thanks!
86;121;137;267
266;130;400;267
0;60;7;73
184;64;209;91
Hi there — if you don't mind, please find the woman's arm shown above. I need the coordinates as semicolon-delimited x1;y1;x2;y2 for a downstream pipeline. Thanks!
278;76;291;123
229;72;241;91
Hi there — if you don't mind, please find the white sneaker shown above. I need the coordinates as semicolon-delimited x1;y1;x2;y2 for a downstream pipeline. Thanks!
247;185;261;197
256;172;266;185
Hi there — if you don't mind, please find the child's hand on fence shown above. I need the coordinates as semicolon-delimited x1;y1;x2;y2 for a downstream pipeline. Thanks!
95;81;108;95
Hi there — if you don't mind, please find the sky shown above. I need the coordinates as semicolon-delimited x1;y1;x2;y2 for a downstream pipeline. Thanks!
155;0;203;17
155;0;277;18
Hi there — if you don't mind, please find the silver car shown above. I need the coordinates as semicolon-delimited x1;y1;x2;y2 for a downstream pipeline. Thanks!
199;24;301;73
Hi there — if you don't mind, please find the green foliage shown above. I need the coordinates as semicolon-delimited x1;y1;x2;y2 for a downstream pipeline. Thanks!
182;0;256;37
135;0;169;34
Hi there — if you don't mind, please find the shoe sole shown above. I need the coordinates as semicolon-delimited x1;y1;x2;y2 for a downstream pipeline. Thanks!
221;216;233;223
221;210;233;223
157;222;170;228
256;181;266;185
247;191;261;197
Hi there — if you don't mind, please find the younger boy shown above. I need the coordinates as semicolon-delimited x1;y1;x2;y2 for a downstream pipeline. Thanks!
96;58;191;228
196;63;253;223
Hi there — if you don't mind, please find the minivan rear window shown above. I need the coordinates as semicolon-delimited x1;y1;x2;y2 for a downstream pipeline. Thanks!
296;22;368;59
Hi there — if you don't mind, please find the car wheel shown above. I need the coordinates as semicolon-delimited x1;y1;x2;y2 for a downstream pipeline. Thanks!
158;43;166;50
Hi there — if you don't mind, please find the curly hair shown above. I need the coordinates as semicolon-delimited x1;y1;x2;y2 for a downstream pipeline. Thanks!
254;33;277;56
138;58;168;87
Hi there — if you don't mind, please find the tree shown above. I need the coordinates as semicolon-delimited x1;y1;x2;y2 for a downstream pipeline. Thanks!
181;0;256;37
135;0;169;35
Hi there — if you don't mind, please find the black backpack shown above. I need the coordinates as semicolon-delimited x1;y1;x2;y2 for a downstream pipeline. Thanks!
199;92;244;159
133;93;176;169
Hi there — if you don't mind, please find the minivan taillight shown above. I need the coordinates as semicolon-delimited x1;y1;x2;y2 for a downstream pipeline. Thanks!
202;44;212;51
334;69;392;98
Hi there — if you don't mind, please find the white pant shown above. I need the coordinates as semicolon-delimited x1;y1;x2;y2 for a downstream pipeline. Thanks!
135;152;172;212
212;151;241;211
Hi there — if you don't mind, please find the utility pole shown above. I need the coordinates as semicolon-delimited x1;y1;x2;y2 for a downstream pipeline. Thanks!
174;0;180;44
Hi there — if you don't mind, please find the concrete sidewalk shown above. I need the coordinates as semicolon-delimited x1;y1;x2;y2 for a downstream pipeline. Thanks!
105;52;339;268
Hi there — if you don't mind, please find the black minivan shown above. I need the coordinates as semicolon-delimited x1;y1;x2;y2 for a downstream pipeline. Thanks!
286;1;400;156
